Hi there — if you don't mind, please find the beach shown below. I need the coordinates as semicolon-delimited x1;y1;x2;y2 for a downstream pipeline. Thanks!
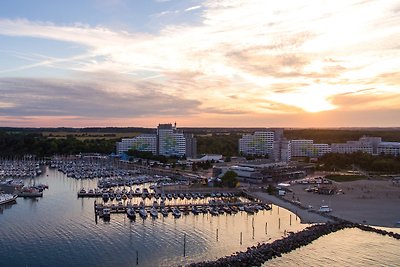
254;179;400;228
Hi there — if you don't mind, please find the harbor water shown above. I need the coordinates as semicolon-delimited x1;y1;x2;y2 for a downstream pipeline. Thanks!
0;168;399;266
0;168;303;267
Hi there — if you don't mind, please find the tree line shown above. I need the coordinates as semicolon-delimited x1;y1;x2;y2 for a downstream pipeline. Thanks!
317;152;400;173
0;132;116;157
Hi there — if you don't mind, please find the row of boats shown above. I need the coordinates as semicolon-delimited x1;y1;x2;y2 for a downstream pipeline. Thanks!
50;159;139;180
99;203;271;221
79;186;239;203
0;161;43;179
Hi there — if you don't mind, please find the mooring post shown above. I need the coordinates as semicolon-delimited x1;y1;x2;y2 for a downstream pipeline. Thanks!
265;222;267;234
240;232;243;245
183;233;186;257
279;218;281;229
290;214;292;225
216;228;219;241
136;250;138;265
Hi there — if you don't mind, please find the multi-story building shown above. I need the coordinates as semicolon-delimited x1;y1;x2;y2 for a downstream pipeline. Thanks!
273;139;291;162
291;140;331;158
331;138;374;154
116;123;196;158
184;133;197;158
377;142;400;156
239;131;275;156
116;134;157;155
157;123;186;157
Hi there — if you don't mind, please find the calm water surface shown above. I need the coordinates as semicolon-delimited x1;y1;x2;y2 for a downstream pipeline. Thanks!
265;227;400;267
0;168;304;267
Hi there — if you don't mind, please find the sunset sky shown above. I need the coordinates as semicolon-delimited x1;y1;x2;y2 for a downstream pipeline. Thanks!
0;0;399;127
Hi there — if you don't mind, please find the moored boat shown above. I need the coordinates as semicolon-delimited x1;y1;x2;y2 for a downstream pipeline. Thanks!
150;207;158;219
172;207;181;218
103;208;111;221
127;208;136;219
0;193;17;205
139;208;148;219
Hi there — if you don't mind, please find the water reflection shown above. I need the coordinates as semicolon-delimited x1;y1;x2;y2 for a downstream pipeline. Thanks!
0;167;304;267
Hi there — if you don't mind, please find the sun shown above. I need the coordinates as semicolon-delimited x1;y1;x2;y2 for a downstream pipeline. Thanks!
269;89;337;113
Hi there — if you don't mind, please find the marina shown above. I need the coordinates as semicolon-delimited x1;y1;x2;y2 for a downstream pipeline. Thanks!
0;167;307;266
0;165;399;266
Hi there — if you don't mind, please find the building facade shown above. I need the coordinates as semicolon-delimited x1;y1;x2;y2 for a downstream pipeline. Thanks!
377;142;400;156
116;134;157;155
331;139;374;154
184;133;197;158
116;123;196;158
239;131;275;156
157;123;186;157
291;140;331;158
273;139;291;162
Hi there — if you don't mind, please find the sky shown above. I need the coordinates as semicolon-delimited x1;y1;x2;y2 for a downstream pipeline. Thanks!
0;0;399;128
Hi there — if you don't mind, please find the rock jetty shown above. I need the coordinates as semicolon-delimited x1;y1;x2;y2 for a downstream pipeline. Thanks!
190;221;400;267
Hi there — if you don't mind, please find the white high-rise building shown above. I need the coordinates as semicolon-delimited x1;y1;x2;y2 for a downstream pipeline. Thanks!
377;142;400;156
331;139;374;154
116;134;157;155
273;139;291;162
239;131;275;156
157;123;186;157
291;140;331;158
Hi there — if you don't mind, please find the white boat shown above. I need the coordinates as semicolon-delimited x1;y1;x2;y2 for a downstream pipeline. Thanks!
103;208;111;220
150;207;158;219
161;208;168;217
139;208;148;219
102;193;109;202
127;208;136;219
0;194;17;205
172;208;181;218
318;205;332;213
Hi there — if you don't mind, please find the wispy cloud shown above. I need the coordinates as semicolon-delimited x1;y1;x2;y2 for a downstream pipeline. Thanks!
185;5;202;12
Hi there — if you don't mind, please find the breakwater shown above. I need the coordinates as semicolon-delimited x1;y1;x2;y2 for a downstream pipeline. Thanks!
190;221;400;267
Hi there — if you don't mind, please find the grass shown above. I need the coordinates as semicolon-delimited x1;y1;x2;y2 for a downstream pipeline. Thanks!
325;174;368;182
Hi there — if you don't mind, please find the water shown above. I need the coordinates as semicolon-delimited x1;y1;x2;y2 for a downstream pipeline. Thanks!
0;168;304;267
265;228;400;267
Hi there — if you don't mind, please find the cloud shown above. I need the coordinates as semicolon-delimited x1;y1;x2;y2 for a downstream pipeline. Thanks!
0;0;399;126
0;77;201;118
185;5;202;12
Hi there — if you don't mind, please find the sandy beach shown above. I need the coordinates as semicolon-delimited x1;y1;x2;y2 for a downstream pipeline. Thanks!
256;179;400;228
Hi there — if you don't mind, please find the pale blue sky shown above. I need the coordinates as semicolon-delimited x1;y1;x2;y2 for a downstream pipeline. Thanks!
0;0;399;127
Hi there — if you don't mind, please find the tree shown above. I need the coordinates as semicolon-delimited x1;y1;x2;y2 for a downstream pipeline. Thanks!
221;170;238;188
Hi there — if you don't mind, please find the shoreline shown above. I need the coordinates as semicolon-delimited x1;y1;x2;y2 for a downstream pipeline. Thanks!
249;191;331;225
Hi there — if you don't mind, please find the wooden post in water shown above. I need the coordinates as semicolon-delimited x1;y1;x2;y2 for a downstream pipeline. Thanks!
265;222;267;234
252;226;255;239
183;233;186;257
278;206;279;215
290;214;292;225
279;218;281;229
240;232;243;245
252;217;254;228
216;228;219;241
136;250;138;265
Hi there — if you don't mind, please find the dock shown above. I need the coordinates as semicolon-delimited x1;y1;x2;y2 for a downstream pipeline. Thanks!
94;201;268;214
17;191;43;198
